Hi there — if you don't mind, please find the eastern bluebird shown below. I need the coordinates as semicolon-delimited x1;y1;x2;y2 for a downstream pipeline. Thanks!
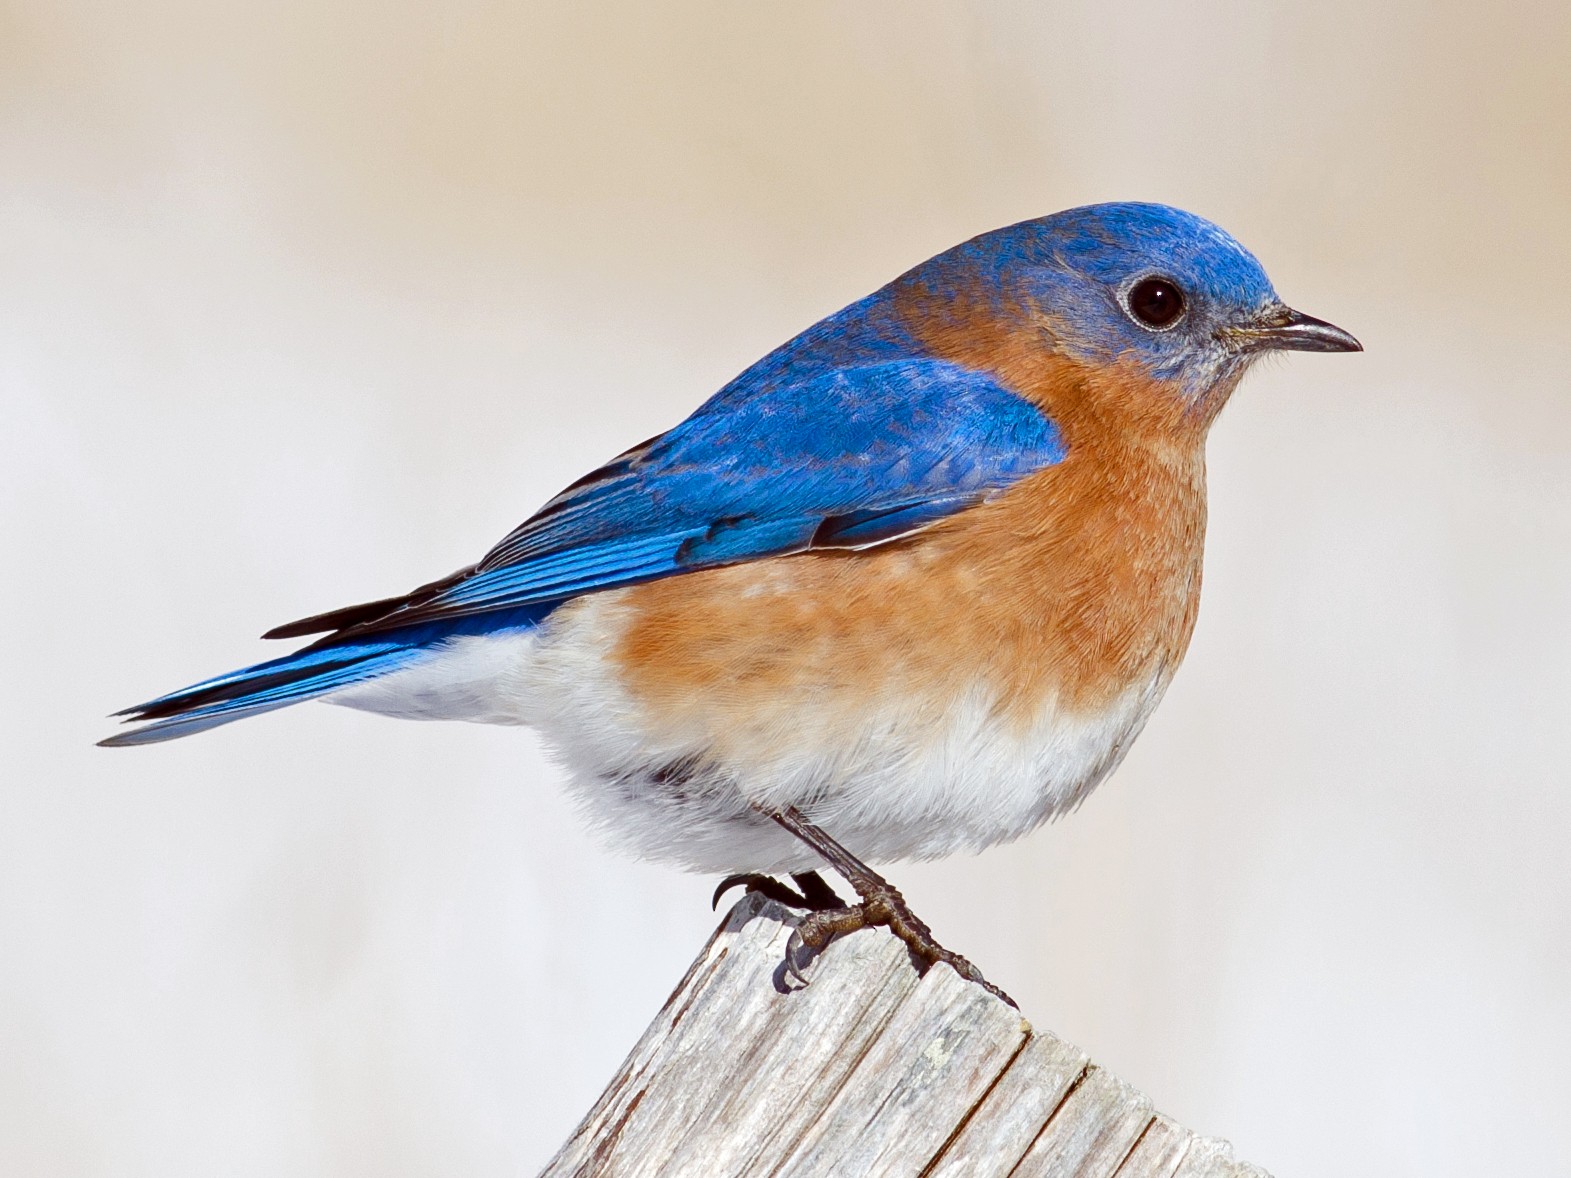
104;203;1359;1000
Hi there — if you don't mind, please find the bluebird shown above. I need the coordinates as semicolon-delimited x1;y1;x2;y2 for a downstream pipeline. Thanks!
104;202;1359;1002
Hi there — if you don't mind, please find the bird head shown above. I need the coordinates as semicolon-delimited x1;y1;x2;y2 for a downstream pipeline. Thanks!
920;202;1361;421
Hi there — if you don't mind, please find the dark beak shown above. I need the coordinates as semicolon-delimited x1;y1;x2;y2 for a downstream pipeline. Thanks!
1228;305;1363;354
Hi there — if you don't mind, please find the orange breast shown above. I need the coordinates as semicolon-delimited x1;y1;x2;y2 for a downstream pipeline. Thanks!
609;350;1210;744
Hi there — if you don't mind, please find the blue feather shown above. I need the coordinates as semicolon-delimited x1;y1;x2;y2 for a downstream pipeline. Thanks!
102;609;550;746
364;360;1065;629
105;311;1065;744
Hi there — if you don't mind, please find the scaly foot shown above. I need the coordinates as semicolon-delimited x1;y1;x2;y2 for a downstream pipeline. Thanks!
768;806;1017;1008
783;871;1017;1008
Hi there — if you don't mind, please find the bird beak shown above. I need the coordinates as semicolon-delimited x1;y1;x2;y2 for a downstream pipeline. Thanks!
1226;305;1363;354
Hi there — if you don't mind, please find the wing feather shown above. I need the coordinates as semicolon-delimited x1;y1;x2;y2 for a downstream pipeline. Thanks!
270;359;1065;641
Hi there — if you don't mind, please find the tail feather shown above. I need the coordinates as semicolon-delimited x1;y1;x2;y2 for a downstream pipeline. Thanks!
100;640;427;747
102;604;553;748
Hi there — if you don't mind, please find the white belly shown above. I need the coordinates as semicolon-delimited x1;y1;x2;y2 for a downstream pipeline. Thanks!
326;599;1172;874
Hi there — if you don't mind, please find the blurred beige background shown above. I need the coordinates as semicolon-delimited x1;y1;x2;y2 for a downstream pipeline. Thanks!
3;1;1568;1174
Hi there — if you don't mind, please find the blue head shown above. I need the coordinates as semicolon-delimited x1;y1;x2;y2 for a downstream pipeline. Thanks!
926;202;1360;409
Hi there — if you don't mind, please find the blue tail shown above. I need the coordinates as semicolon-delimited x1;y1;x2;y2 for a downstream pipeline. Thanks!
101;610;547;747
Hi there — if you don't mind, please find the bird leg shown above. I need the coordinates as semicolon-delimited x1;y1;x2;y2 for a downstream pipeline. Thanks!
767;806;1017;1008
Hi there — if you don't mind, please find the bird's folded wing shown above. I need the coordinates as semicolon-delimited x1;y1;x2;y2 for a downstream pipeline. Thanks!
277;359;1066;641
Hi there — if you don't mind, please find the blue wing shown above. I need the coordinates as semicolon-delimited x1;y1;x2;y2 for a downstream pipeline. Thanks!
307;358;1066;635
102;358;1064;745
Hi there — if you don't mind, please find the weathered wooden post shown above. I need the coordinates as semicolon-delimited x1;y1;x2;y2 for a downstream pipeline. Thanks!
542;894;1272;1177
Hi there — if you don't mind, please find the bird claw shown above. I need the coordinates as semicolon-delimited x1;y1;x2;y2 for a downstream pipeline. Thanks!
713;872;807;910
782;929;813;989
717;814;1013;1006
712;870;849;912
785;880;1018;1008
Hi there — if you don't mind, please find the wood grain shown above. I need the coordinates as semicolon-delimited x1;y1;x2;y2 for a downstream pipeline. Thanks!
540;897;1273;1177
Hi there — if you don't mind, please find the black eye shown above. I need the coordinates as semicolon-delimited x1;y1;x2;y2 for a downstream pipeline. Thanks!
1127;277;1186;329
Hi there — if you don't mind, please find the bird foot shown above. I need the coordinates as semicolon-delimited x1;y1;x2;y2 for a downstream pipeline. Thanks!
712;870;848;912
784;876;1017;1009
